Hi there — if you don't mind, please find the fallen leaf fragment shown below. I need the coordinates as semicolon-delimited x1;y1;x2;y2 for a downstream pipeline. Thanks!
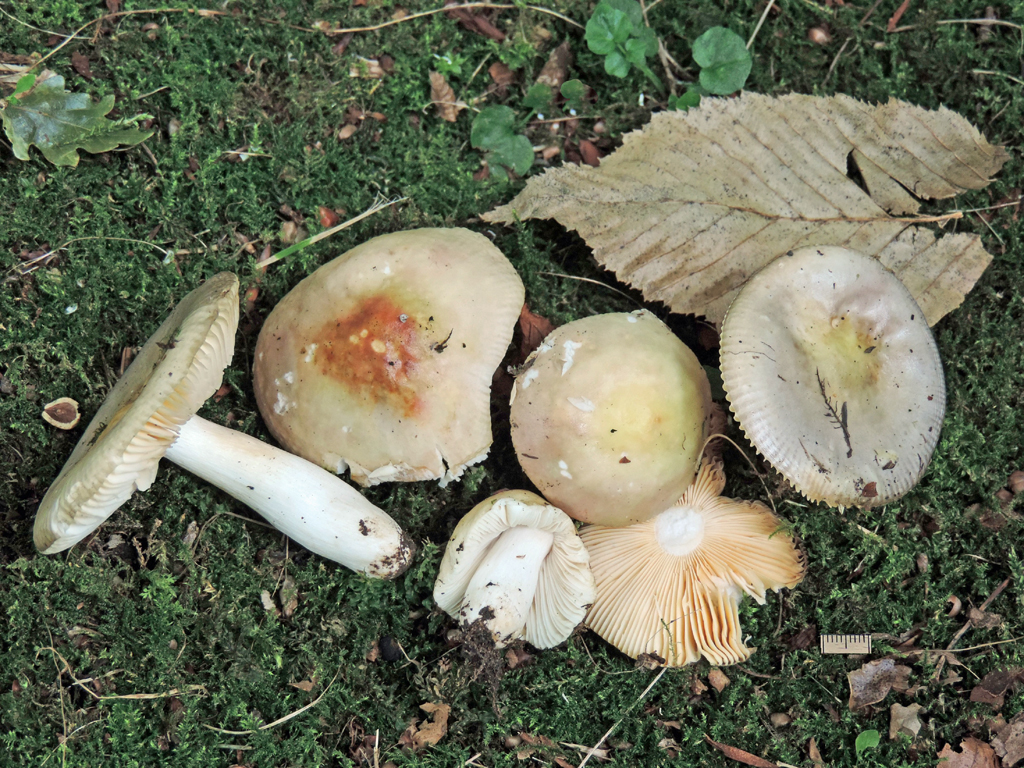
991;712;1024;767
808;737;824;766
936;738;999;768
708;668;731;692
429;71;463;123
71;51;93;80
484;93;1009;327
848;658;912;710
517;303;555;361
289;679;315;692
705;736;776;768
489;61;516;87
970;667;1024;710
536;40;573;90
413;702;450;750
889;702;923;740
969;606;1003;629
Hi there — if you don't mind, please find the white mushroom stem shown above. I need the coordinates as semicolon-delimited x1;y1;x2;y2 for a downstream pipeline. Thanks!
164;415;414;579
459;526;555;645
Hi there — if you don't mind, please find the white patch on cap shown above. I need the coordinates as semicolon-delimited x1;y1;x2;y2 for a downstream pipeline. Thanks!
304;343;317;362
382;263;392;275
283;371;295;384
558;459;573;479
561;340;582;375
567;396;595;412
627;314;639;323
342;426;352;433
520;368;540;389
537;340;553;355
273;392;296;414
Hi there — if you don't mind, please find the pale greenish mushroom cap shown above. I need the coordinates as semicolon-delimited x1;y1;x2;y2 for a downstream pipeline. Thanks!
34;273;239;553
720;246;946;508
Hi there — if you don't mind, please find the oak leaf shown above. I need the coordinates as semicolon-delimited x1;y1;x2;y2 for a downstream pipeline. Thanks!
429;71;463;123
485;93;1009;326
412;702;450;750
991;712;1024;767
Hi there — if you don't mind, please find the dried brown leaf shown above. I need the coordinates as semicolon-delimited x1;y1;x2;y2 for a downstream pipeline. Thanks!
536;40;573;90
488;62;516;87
970;667;1024;710
429;71;463;123
518;304;555;361
889;702;923;740
991;712;1024;767
808;737;824;766
485;93;1008;326
289;679;315;693
936;738;999;768
708;669;731;693
71;51;93;80
969;606;1003;629
705;735;777;768
847;658;913;710
413;702;450;749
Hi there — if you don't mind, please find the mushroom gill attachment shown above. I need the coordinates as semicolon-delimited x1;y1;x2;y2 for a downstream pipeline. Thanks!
434;490;596;649
253;228;525;487
509;310;711;526
34;273;239;553
720;246;946;508
580;460;805;666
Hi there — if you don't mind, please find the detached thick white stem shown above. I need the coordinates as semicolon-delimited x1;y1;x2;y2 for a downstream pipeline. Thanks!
460;526;554;645
165;415;414;578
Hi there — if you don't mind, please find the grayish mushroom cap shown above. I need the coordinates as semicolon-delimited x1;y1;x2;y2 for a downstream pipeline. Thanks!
434;490;596;649
720;246;945;507
34;273;239;553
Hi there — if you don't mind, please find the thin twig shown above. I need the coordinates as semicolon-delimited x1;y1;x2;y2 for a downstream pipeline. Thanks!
823;38;851;85
323;3;583;35
203;665;343;735
259;195;407;268
537;272;643;306
933;577;1011;680
40;644;205;701
0;5;67;36
11;236;174;275
972;69;1024;86
858;0;886;27
890;18;1023;33
578;668;666;768
747;0;776;50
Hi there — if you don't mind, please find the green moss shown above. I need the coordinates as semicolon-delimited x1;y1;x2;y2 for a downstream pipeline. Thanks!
2;0;1023;766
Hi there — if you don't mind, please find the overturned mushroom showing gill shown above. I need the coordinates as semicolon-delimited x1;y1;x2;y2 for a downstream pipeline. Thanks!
434;490;596;649
580;459;805;666
720;245;946;508
34;273;414;579
253;227;525;488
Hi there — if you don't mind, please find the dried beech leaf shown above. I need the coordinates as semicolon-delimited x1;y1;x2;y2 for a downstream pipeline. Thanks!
708;669;731;692
429;71;463;123
848;658;912;710
991;712;1024;767
889;702;923;740
936;738;999;768
485;93;1008;326
413;702;450;749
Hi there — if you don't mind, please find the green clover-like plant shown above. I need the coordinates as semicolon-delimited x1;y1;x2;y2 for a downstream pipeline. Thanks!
470;105;534;180
585;0;660;87
0;74;153;167
691;27;752;95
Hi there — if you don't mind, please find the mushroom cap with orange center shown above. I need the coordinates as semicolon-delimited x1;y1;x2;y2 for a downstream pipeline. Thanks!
580;460;805;666
509;310;711;526
720;246;946;508
253;228;525;487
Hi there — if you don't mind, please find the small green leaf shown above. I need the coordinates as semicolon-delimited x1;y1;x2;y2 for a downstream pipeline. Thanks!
600;0;644;29
668;90;702;111
471;105;517;150
560;79;588;110
523;83;553;112
604;50;631;79
495;134;535;176
0;75;153;167
586;4;633;55
635;25;659;57
692;26;752;95
11;74;36;99
624;38;649;68
855;730;881;756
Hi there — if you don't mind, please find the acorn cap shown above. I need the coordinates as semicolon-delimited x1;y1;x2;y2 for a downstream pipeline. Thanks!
509;310;711;526
253;228;525;487
720;246;945;508
434;489;596;649
580;461;805;666
34;273;239;553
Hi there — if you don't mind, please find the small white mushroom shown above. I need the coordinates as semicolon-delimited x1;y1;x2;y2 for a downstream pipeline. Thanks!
434;490;596;648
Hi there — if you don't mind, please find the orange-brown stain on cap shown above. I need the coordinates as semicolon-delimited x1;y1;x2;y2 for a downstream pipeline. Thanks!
313;293;424;416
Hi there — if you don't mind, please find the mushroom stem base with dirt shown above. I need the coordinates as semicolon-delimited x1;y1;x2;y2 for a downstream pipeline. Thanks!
460;525;554;645
164;415;414;578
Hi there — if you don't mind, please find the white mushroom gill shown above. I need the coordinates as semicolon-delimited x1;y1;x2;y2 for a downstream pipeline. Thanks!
164;414;414;579
458;525;555;643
